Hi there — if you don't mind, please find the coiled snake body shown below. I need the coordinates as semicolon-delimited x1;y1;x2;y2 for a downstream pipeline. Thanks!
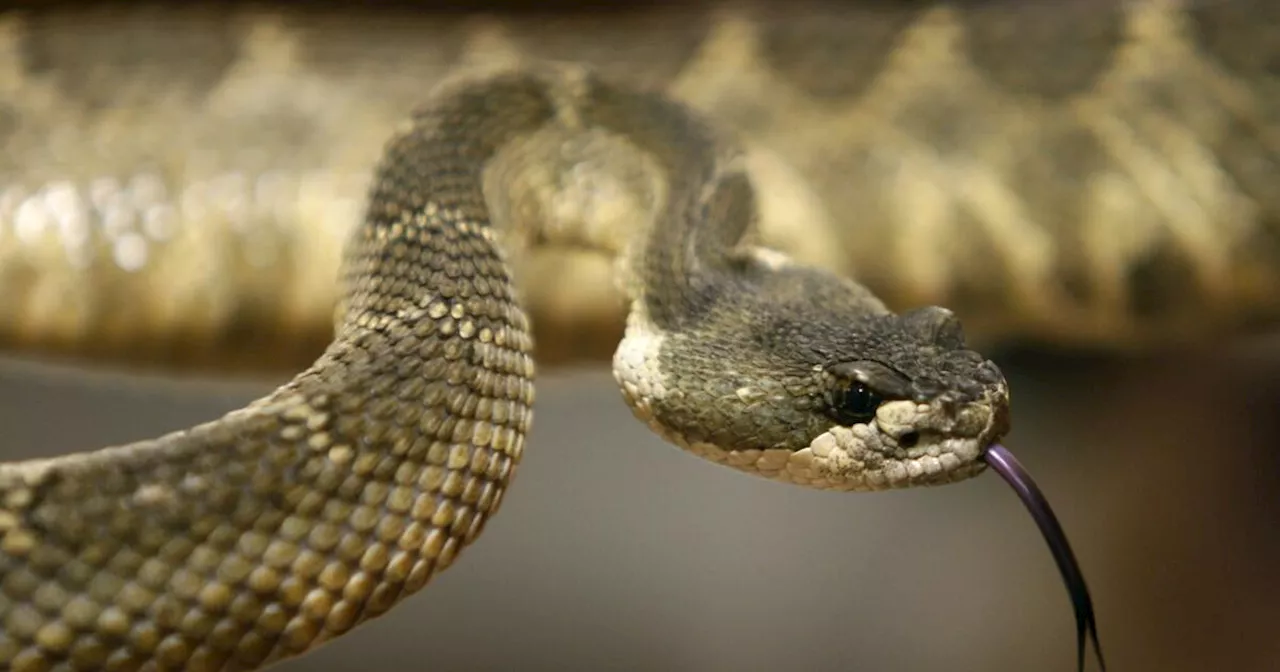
0;1;1275;669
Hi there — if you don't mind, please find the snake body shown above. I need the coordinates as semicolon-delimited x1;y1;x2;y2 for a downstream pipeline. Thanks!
0;1;1273;669
0;62;1012;670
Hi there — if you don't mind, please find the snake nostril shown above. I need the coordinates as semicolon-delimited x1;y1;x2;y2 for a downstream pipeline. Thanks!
899;431;920;448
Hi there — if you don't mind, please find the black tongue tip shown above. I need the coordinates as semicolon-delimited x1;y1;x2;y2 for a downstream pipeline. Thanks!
983;443;1107;672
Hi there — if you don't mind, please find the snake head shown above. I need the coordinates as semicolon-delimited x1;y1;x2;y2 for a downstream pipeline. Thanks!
789;305;1010;491
616;253;1011;492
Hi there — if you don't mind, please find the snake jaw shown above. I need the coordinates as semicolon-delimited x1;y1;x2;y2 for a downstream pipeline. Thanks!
642;382;1009;492
787;382;1010;491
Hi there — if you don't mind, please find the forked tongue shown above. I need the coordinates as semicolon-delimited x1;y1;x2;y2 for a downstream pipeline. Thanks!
983;444;1106;672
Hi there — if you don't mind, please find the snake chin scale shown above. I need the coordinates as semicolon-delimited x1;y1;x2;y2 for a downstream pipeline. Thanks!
613;304;670;422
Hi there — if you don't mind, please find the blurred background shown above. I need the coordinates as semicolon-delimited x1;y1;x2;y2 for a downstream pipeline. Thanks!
3;341;1278;672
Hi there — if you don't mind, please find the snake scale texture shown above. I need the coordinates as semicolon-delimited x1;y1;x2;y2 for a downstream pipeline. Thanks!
0;0;1275;669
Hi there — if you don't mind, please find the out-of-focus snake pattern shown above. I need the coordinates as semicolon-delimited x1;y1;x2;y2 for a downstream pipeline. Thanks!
2;0;1278;369
0;0;1272;669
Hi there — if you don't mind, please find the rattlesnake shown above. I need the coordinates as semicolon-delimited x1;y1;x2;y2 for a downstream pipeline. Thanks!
3;1;1274;669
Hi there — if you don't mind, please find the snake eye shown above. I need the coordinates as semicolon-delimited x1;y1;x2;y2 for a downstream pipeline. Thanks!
832;381;883;425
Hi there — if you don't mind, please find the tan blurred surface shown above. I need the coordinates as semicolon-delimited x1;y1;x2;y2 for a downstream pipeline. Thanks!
1;343;1276;672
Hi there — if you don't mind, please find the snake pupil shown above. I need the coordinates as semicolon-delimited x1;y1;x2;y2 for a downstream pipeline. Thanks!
835;381;882;424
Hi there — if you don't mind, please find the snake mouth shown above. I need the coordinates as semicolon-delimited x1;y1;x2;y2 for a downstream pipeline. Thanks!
984;444;1106;672
720;386;1007;492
